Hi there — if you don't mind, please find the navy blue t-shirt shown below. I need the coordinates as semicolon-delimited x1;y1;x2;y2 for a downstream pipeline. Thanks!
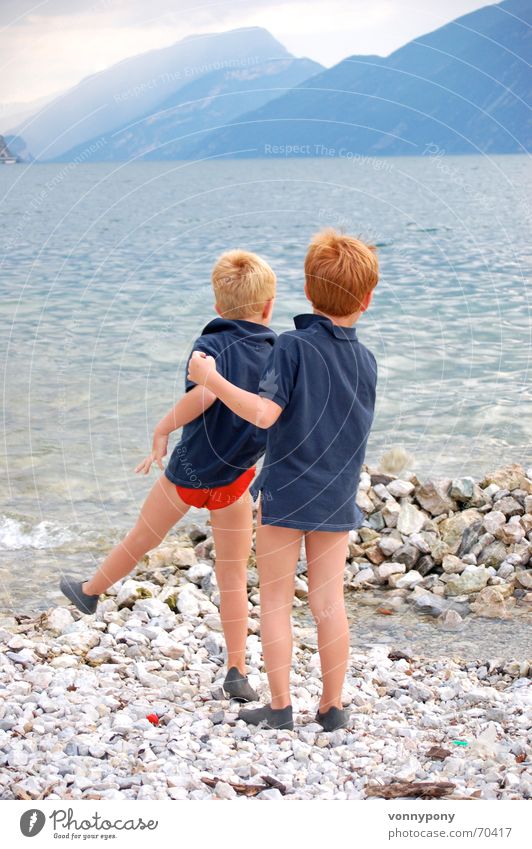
165;318;277;489
250;313;377;531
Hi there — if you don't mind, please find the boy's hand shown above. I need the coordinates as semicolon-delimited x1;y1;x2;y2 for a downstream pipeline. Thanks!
134;428;168;474
188;350;217;387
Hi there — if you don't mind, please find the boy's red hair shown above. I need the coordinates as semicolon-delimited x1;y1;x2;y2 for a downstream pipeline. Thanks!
304;229;378;317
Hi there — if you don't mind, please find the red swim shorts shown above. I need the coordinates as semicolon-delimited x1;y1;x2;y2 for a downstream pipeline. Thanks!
175;466;256;511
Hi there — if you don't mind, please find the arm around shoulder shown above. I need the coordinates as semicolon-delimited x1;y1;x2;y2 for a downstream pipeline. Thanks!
187;351;282;428
254;395;283;429
205;369;282;429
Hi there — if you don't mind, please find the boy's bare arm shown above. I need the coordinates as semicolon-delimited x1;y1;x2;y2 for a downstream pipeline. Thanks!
135;384;216;474
187;351;282;429
156;384;217;435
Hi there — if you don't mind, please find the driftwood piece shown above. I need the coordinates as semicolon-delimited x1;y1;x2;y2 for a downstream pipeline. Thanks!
202;773;289;797
12;787;33;801
365;781;456;800
202;776;266;797
261;775;287;795
12;783;57;801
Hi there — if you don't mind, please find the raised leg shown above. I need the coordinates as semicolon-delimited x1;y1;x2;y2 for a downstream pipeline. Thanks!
210;493;253;675
82;474;190;595
305;530;349;712
256;511;302;709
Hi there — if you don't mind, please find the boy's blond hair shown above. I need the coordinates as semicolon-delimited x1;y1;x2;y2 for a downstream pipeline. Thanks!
304;229;378;317
212;250;276;319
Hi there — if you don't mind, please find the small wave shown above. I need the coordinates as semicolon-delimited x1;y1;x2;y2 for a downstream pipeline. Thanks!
0;515;77;551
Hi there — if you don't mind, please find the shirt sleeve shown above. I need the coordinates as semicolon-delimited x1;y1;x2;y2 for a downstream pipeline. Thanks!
258;336;299;410
184;336;220;392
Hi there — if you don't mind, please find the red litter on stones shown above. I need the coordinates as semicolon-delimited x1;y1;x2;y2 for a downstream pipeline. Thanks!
146;714;160;726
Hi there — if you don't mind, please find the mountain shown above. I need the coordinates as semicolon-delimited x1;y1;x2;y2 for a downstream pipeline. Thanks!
185;0;532;158
53;55;322;162
7;27;313;161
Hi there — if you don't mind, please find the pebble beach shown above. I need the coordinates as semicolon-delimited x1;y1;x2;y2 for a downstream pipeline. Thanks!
1;462;531;801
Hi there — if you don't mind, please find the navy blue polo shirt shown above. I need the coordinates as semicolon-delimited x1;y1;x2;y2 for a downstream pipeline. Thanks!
165;318;277;489
250;313;377;531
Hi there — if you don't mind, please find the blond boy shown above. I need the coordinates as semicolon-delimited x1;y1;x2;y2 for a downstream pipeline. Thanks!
61;250;276;701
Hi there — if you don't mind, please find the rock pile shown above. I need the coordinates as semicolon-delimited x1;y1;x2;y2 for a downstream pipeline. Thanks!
345;463;532;623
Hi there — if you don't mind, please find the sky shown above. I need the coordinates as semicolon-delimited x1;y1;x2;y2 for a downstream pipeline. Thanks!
1;0;500;107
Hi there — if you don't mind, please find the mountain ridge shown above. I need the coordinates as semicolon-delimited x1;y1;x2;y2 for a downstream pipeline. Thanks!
52;56;323;162
182;0;531;157
6;27;302;161
7;2;531;161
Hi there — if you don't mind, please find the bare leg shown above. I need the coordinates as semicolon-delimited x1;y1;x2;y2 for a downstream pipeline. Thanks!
210;493;253;675
83;474;190;595
256;509;302;709
305;530;349;711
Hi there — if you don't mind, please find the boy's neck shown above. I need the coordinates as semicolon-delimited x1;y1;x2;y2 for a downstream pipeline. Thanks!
312;308;362;328
222;313;269;326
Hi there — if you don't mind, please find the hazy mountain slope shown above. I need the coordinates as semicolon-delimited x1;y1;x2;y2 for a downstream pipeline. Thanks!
8;27;293;161
54;56;322;162
187;0;531;157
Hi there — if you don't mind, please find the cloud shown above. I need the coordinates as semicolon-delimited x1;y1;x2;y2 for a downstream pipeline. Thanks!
0;0;499;103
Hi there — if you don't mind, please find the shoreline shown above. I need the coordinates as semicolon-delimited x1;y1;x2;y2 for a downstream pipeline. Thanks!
0;462;530;800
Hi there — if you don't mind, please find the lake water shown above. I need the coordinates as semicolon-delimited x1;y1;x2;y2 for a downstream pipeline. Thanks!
1;156;531;620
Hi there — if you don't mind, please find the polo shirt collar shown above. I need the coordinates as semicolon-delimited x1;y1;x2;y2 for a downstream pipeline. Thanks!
202;317;275;341
294;313;358;341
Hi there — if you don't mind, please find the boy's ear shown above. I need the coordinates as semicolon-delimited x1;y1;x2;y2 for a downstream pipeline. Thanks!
214;303;223;317
262;298;275;321
304;282;312;303
360;290;374;313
